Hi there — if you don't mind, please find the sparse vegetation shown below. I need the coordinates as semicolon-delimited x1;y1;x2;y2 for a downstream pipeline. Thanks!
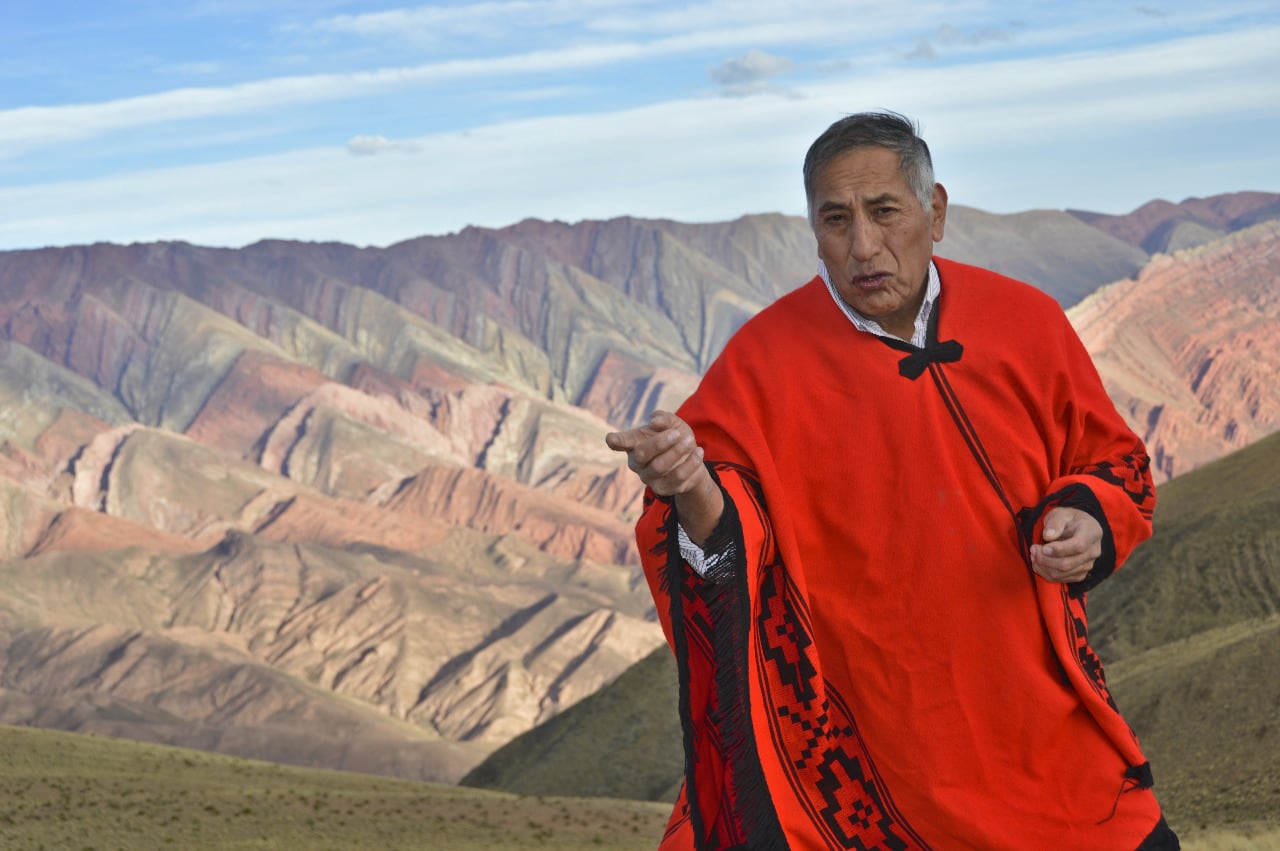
1180;825;1280;851
0;724;669;850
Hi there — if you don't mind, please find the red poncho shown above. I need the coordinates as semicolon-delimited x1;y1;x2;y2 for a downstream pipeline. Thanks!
638;258;1165;850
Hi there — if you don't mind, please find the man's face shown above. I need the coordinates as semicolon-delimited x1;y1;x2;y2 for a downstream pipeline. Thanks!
811;146;947;338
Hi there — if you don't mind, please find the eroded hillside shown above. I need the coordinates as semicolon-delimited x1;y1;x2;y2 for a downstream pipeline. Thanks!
1;199;1276;782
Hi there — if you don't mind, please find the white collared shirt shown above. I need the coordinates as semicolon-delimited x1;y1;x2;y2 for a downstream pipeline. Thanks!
818;259;941;347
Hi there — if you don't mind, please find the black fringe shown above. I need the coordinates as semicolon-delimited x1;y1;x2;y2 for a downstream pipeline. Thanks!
666;468;788;849
661;501;709;848
703;489;788;850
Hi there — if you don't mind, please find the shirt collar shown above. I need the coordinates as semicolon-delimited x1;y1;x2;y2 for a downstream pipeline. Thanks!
818;259;941;348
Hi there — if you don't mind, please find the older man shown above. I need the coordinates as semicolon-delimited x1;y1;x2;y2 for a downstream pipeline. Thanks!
606;112;1177;850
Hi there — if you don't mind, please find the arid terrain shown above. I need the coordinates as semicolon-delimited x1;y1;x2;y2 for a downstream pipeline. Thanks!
1;192;1278;798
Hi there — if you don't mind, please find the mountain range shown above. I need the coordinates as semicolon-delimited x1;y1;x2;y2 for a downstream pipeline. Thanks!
0;191;1277;786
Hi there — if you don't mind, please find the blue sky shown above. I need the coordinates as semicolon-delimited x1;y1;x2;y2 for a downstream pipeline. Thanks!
2;1;1278;250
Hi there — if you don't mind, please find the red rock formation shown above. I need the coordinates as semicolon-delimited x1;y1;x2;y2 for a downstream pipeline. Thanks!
1071;222;1280;481
383;465;637;565
34;408;114;471
251;492;451;552
26;507;206;558
575;350;700;427
185;349;329;457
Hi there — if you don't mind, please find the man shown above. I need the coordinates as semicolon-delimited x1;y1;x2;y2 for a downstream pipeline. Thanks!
605;112;1178;850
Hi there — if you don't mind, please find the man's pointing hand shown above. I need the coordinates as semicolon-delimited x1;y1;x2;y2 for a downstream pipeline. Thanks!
606;410;724;546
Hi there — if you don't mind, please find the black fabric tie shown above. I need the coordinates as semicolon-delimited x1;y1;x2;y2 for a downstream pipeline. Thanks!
897;339;963;379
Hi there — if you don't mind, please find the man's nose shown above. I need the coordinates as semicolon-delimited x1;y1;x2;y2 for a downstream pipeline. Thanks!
849;218;882;262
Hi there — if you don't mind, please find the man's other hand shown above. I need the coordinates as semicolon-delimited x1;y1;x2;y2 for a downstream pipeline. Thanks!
1029;507;1102;584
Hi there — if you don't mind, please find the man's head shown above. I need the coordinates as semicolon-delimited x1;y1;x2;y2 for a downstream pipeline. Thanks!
803;111;936;223
804;111;947;339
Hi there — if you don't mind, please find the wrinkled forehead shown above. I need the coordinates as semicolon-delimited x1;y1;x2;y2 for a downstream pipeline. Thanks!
812;146;914;202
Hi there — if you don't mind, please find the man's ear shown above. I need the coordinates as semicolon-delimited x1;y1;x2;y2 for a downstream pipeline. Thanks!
930;183;948;241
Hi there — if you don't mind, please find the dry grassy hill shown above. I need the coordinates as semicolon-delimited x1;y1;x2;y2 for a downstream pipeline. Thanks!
0;723;670;850
1089;430;1280;830
3;722;1277;850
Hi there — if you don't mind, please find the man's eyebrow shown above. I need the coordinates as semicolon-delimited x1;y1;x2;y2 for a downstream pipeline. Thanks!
817;193;903;214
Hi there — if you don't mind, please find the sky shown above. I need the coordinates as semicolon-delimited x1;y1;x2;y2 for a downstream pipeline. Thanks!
1;0;1278;251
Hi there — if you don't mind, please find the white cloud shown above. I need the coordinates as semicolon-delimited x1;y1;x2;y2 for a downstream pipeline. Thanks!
0;74;386;158
708;49;794;87
346;134;421;155
935;23;1019;47
0;96;814;250
314;0;932;43
0;0;984;160
590;0;945;36
314;0;636;40
905;38;938;61
3;14;1278;250
0;45;646;158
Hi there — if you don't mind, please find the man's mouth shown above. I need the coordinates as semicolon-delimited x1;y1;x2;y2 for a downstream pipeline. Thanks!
851;273;889;290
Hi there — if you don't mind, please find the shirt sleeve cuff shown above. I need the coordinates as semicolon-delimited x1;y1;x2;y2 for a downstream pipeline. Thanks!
675;486;739;581
677;523;711;575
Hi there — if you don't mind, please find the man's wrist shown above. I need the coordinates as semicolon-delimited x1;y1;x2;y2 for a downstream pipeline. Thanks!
674;468;725;547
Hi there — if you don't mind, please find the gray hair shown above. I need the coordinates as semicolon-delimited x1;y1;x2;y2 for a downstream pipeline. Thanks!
803;111;935;224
